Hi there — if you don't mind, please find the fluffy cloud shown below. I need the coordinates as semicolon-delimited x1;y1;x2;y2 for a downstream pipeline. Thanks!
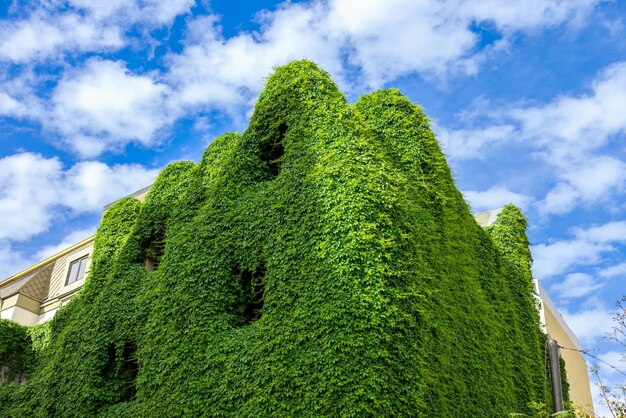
561;302;615;343
0;153;65;240
515;63;626;215
0;12;122;63
599;261;626;278
0;92;26;116
597;350;626;376
323;0;599;85
0;152;157;241
65;0;194;25
0;152;157;278
463;185;532;212
512;62;626;164
458;0;598;30
50;59;172;157
0;1;193;63
449;62;626;163
166;8;344;113
532;239;611;279
551;273;604;299
0;0;605;156
532;220;626;278
437;61;626;217
324;0;478;85
168;0;601;110
61;160;159;211
539;156;626;216
437;124;516;160
574;220;626;243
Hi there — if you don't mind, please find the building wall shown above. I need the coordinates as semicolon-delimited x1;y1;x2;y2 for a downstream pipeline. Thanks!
540;285;595;414
475;208;594;414
0;239;94;326
47;242;93;301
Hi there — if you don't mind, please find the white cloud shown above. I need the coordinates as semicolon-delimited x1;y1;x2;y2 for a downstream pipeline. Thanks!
561;303;615;343
599;262;626;278
167;7;344;113
0;12;123;63
459;0;598;31
0;1;193;63
0;152;157;242
539;183;580;216
0;150;156;280
62;161;158;211
539;156;626;216
0;153;65;240
435;61;626;217
512;62;626;164
551;273;604;299
0;92;25;116
325;0;478;85
597;350;626;377
0;0;604;156
0;152;157;278
532;239;611;279
463;185;532;212
166;0;601;114
324;0;598;85
515;64;626;217
50;59;172;157
437;124;515;160
532;220;626;279
574;221;626;244
0;0;606;157
35;228;97;260
66;0;194;25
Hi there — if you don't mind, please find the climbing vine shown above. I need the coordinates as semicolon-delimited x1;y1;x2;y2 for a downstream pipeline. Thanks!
0;60;557;417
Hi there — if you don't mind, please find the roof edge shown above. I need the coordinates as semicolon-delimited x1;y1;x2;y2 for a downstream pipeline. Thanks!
1;235;96;288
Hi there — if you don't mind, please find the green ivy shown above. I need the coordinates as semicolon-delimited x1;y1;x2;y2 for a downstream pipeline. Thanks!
0;60;558;417
560;355;571;404
0;320;30;384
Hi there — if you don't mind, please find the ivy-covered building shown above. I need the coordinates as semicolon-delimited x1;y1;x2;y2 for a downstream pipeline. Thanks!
0;60;593;416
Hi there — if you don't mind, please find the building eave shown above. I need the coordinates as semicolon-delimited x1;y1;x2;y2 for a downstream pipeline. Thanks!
0;235;96;288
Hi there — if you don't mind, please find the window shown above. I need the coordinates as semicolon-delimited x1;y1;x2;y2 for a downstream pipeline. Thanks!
233;262;266;325
66;255;89;285
260;122;287;177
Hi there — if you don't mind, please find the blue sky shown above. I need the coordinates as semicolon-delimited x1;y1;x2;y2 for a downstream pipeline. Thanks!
1;0;625;413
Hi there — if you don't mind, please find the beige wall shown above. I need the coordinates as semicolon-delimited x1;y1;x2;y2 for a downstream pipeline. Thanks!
474;211;595;414
0;294;42;326
47;242;93;301
541;289;595;414
0;240;94;326
0;184;151;327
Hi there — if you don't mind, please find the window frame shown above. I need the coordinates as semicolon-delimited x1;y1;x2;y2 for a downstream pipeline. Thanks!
65;255;89;286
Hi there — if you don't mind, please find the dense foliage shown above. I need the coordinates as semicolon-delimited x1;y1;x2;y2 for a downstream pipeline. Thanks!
0;60;557;416
0;320;30;384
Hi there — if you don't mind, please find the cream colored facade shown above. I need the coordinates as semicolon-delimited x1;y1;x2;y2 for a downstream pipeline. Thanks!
0;237;95;325
475;209;595;414
0;185;151;326
538;283;595;414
